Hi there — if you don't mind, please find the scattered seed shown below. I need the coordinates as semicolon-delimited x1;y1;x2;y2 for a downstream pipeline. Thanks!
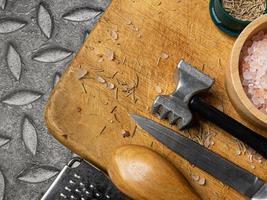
100;126;107;135
121;130;130;137
96;76;106;84
111;106;117;113
150;142;154;147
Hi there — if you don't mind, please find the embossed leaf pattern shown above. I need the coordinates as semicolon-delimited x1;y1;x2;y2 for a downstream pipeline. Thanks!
1;90;42;106
52;72;61;88
32;46;73;63
17;165;59;183
0;1;108;199
0;0;6;10
0;170;4;200
37;2;53;38
22;116;38;155
62;7;102;22
0;18;27;34
7;43;22;81
0;135;10;148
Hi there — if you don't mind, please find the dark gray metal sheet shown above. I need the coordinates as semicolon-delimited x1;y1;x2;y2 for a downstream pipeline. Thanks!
0;0;109;199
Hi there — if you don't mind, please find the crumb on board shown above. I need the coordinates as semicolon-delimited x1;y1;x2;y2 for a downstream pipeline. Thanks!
121;130;130;138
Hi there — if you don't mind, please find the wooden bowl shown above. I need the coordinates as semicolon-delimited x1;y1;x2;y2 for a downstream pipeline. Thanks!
226;15;267;129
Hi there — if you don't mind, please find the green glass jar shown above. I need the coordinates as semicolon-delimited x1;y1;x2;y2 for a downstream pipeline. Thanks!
209;0;267;37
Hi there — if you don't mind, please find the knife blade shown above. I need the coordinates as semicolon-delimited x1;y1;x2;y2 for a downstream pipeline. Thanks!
130;114;267;200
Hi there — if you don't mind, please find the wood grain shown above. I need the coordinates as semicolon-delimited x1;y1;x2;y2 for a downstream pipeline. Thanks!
45;0;267;199
108;145;200;200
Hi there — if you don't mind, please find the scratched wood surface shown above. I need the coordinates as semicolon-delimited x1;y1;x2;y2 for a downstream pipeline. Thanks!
45;0;267;199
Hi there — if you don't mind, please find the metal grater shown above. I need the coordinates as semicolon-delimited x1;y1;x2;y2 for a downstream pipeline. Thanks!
41;158;130;200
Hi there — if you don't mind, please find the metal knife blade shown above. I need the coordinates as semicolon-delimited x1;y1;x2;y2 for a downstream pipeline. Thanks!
130;114;267;200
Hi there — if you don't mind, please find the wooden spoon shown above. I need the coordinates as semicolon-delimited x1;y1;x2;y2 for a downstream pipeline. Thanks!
108;145;200;200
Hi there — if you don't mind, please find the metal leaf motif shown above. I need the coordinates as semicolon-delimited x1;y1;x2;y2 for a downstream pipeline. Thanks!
22;116;38;155
0;170;4;200
62;7;102;22
52;72;61;88
37;2;53;38
32;46;73;63
0;135;10;148
0;18;27;34
17;165;59;183
0;0;6;10
7;43;22;81
1;90;42;106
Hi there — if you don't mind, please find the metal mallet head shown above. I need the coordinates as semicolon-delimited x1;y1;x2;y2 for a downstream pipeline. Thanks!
151;60;215;129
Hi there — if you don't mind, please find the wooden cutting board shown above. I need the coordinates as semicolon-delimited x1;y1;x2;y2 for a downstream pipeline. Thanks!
45;0;267;199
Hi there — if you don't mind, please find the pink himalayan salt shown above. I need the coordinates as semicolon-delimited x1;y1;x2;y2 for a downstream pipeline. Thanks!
240;30;267;114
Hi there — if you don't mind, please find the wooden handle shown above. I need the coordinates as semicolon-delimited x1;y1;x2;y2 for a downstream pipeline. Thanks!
108;145;200;200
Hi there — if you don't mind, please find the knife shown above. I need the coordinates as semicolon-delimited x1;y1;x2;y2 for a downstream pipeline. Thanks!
130;114;267;200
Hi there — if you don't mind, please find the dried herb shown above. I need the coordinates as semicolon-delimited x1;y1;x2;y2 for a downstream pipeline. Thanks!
100;126;106;135
222;0;266;21
81;83;87;93
110;106;117;113
131;125;137;138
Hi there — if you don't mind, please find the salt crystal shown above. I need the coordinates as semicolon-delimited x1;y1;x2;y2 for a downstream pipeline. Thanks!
155;85;162;94
107;82;115;90
96;76;106;84
161;52;169;59
191;174;200;181
241;31;267;115
105;48;114;61
198;177;206;186
110;30;118;40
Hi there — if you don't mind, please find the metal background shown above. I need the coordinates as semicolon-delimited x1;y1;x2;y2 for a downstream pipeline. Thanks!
0;0;109;199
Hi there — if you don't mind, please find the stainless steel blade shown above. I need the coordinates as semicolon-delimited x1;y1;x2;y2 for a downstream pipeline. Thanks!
130;114;266;199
